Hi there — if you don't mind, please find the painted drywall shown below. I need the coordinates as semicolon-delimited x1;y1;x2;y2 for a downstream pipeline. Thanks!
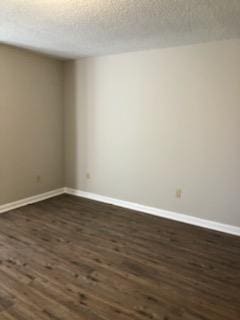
64;39;240;227
0;45;64;204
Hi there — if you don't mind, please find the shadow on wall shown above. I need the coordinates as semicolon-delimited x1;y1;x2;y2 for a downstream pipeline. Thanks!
64;59;96;191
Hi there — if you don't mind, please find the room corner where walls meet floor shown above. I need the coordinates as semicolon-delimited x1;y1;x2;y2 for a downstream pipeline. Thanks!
0;187;240;237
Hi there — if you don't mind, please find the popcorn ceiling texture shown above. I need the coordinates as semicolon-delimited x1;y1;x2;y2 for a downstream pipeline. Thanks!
0;0;240;58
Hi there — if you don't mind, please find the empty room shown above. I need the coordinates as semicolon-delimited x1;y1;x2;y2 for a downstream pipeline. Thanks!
0;1;240;319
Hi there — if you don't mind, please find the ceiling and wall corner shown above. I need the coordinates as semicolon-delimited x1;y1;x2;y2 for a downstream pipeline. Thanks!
1;1;240;232
0;0;240;58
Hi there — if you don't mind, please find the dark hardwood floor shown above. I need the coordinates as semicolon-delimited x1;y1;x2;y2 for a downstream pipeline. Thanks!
0;194;239;319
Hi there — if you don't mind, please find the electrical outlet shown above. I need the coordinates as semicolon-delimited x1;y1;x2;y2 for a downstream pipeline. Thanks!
176;189;182;199
86;173;91;180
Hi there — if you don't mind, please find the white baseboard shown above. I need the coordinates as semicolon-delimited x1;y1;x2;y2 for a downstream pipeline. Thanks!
65;187;240;236
1;187;239;237
0;188;65;214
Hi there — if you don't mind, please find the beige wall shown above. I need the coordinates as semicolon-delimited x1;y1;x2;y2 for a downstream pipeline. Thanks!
64;39;240;227
0;45;64;204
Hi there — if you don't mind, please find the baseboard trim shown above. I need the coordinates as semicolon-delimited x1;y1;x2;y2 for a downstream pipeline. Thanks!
65;187;240;236
1;187;239;236
0;188;65;214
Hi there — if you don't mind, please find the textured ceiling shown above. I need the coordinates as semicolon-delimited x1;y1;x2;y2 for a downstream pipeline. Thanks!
0;0;240;59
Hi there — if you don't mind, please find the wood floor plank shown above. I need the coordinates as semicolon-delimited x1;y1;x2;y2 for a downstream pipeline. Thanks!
0;194;239;319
